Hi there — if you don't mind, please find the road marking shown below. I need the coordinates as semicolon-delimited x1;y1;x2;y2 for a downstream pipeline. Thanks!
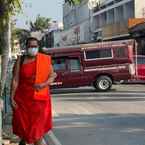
53;115;123;122
54;116;95;122
54;114;145;123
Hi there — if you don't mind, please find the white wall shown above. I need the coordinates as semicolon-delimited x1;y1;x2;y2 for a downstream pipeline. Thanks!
63;0;90;30
61;0;92;45
135;0;145;18
53;20;91;47
53;28;78;47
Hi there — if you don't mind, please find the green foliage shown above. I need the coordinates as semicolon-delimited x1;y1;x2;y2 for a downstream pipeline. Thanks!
65;0;81;5
30;15;51;31
0;0;22;30
12;28;30;49
0;0;22;54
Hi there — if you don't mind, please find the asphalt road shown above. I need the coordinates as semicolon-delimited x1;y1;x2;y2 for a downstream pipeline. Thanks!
51;85;145;145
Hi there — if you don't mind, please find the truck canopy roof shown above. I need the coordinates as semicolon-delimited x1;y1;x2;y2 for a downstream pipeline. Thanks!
44;39;135;54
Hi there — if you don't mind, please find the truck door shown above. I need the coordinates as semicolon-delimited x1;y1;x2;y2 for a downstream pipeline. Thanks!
62;57;84;87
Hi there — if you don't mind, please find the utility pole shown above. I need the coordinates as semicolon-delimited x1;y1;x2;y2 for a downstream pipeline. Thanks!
0;16;11;145
8;19;12;58
0;28;1;144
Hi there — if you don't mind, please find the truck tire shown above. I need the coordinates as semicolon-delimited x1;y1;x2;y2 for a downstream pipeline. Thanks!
93;76;112;91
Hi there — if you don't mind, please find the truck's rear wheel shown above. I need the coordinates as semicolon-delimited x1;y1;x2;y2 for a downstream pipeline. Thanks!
93;76;112;91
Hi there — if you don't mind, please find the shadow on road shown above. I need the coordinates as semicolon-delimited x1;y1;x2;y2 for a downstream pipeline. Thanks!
51;87;97;94
51;85;144;95
60;97;145;102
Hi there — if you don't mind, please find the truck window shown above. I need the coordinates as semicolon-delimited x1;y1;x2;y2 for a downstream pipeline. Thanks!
85;48;112;60
53;58;66;71
115;47;126;58
137;57;145;64
69;58;81;72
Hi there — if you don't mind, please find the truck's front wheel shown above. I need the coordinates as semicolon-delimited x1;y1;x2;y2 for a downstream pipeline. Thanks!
93;76;112;91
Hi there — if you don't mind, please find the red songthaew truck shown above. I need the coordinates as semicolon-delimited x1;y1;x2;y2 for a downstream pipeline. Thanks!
45;39;135;91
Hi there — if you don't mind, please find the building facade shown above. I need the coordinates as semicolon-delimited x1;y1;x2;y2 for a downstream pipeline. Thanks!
40;21;63;48
60;0;145;46
54;0;92;46
92;0;145;41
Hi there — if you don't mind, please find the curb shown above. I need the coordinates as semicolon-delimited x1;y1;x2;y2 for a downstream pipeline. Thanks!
44;130;62;145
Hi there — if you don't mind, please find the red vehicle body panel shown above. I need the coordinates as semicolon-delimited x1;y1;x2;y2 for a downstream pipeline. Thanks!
45;40;135;89
135;55;145;81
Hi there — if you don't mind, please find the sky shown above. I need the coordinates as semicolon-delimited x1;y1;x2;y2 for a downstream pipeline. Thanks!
16;0;64;29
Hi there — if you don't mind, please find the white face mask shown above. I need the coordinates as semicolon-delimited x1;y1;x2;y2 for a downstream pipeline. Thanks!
27;47;39;56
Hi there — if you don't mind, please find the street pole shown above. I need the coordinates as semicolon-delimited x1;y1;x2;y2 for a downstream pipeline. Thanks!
0;56;2;145
8;19;12;58
0;17;11;145
0;102;2;145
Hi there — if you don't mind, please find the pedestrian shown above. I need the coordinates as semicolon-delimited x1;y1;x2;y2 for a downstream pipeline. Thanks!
10;37;57;145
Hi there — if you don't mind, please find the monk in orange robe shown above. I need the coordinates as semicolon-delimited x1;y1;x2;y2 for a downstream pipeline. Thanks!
10;37;56;145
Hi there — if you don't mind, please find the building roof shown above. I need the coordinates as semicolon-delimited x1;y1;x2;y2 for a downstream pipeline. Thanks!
44;39;134;54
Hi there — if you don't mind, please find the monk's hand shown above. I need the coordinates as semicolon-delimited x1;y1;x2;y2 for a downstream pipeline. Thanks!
10;98;18;109
34;83;47;91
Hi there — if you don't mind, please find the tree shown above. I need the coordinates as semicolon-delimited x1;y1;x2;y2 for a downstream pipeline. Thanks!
12;28;30;50
0;0;22;99
30;15;51;32
65;0;81;5
0;1;21;143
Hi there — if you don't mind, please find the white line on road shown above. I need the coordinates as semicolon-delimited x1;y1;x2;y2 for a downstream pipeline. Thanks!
53;115;125;123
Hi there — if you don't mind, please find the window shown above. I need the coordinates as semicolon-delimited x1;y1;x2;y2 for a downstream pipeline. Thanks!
107;9;114;24
53;58;66;71
116;6;124;22
115;0;123;3
69;58;81;72
101;12;107;26
85;48;112;60
115;48;126;58
137;57;145;64
106;1;114;7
